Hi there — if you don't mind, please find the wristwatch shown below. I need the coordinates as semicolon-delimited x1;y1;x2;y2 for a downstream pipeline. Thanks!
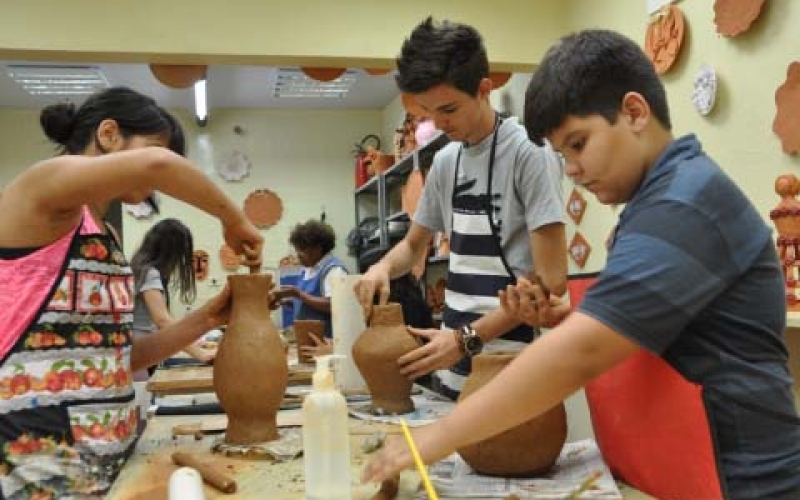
456;324;483;357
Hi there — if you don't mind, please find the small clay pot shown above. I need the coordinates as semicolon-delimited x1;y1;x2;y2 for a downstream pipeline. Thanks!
293;319;325;364
213;274;288;444
352;303;417;414
457;352;567;477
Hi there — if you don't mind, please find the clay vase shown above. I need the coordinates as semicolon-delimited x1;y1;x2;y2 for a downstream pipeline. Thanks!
293;319;325;364
457;352;567;477
352;303;417;414
213;274;288;444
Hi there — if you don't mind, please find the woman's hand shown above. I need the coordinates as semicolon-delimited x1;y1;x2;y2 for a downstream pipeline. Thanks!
299;332;333;359
499;277;570;328
222;217;264;270
201;285;233;328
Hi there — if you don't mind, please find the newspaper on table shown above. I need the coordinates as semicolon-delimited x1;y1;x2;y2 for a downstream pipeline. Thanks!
423;439;621;499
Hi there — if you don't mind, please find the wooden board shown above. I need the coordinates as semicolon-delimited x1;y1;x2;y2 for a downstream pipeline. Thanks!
147;364;313;396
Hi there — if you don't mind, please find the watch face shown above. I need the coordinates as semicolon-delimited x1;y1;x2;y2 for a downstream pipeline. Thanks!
465;335;483;355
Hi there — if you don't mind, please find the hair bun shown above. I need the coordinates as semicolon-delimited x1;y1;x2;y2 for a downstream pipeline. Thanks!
39;102;77;145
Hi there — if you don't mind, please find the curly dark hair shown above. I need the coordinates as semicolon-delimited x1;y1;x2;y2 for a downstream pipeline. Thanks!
395;16;488;97
524;29;671;147
289;219;336;254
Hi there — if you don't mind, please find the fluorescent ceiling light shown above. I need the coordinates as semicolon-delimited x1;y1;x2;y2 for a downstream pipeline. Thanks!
194;79;207;123
273;68;357;99
6;64;108;96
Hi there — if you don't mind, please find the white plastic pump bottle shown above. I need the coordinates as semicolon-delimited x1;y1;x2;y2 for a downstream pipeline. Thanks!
303;354;352;500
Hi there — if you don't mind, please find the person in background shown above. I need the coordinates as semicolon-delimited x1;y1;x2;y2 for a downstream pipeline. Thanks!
362;30;800;500
0;86;262;498
272;219;348;358
354;17;567;400
130;218;216;378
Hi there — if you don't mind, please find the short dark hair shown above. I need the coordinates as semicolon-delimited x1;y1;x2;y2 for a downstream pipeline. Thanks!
395;17;488;96
40;86;186;156
289;219;336;255
524;29;671;146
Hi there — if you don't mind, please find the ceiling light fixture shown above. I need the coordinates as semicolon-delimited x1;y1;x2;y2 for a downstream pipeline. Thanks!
6;64;108;96
194;79;208;126
273;68;357;99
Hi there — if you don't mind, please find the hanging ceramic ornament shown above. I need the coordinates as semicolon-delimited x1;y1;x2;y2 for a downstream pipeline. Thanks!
644;4;686;75
568;232;591;269
192;250;209;282
773;61;800;155
714;0;767;37
216;149;251;182
243;189;283;229
692;64;718;116
566;187;588;225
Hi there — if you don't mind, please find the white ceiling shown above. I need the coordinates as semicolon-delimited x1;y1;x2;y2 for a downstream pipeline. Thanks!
0;62;401;112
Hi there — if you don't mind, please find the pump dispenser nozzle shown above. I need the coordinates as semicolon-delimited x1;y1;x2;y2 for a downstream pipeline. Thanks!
312;354;345;390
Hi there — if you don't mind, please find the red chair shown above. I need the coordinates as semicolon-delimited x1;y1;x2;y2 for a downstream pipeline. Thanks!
567;273;723;500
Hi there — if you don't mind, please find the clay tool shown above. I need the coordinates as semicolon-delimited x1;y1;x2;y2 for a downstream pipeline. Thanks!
171;451;237;494
563;469;602;500
399;419;439;500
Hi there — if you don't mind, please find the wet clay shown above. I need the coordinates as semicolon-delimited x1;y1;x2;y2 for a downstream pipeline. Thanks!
213;274;288;444
457;352;567;477
352;303;417;415
293;319;325;364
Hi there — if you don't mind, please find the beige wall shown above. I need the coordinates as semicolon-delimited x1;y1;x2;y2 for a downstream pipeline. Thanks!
0;1;567;71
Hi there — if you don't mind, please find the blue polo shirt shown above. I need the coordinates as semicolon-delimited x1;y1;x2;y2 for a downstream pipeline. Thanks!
580;135;800;499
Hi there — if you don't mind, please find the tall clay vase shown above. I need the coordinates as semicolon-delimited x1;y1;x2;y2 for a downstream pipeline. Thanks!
457;352;567;477
213;274;288;444
352;303;417;414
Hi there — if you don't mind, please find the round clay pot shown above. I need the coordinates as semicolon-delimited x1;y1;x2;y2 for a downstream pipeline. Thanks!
213;274;288;444
352;303;417;414
293;319;325;364
457;352;567;477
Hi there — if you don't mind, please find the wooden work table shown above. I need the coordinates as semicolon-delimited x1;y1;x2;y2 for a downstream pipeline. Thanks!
108;411;654;499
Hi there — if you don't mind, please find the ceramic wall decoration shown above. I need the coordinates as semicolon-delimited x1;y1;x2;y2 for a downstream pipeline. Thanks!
644;4;686;75
714;0;767;37
219;244;241;272
192;250;209;282
769;174;800;311
692;64;718;116
569;232;591;269
566;187;587;225
352;303;418;415
216;149;251;182
149;64;207;88
243;189;283;229
773;61;800;155
457;352;567;476
213;274;288;444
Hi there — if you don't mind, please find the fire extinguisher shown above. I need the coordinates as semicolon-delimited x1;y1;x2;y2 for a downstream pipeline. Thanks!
353;134;381;188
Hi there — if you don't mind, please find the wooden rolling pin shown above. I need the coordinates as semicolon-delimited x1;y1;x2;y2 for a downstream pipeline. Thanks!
171;451;237;494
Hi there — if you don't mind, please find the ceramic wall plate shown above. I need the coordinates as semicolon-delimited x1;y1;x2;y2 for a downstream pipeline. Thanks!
692;64;718;116
566;187;588;225
773;61;800;155
568;232;591;269
243;189;283;229
644;4;686;75
216;150;251;182
714;0;767;37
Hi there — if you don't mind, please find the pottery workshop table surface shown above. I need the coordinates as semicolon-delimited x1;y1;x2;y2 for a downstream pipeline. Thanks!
107;413;654;500
146;363;314;396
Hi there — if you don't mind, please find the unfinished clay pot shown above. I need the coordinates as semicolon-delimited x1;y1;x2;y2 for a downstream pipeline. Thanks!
213;274;288;444
352;303;417;414
293;319;325;364
457;352;567;477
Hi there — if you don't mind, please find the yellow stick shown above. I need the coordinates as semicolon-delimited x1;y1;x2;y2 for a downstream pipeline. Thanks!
399;419;439;500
